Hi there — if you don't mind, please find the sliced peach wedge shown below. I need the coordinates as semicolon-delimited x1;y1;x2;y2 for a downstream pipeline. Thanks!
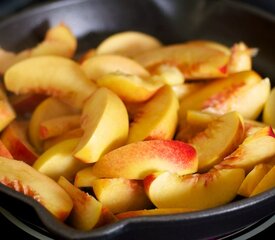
57;176;103;230
127;85;179;143
135;40;255;80
250;165;275;197
218;127;275;172
96;31;162;57
189;111;245;172
30;23;77;58
238;163;273;197
4;56;97;109
29;97;78;152
96;73;163;103
81;54;150;81
178;71;268;124
0;23;77;74
135;40;230;80
144;168;245;210
0;157;73;221
1;120;38;165
90;140;198;180
73;88;129;163
176;110;270;142
92;178;152;214
33;138;87;181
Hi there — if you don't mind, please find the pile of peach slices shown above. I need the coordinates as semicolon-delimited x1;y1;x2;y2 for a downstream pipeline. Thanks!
0;23;275;231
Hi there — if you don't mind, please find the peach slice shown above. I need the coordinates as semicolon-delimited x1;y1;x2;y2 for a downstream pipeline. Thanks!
57;176;103;230
92;178;152;214
74;166;98;188
227;78;270;120
1;121;38;165
29;97;78;152
250;166;275;196
81;54;150;80
218;127;275;172
135;41;230;80
116;208;195;220
0;140;13;159
189;112;245;172
0;157;73;221
237;163;272;197
39;114;81;140
0;23;77;74
33;138;87;181
43;128;83;151
263;87;275;128
178;71;262;124
91;140;198;180
177;110;268;142
127;85;179;143
73;88;129;163
31;23;77;58
96;31;162;57
0;85;16;131
4;56;97;109
144;168;245;209
96;73;163;103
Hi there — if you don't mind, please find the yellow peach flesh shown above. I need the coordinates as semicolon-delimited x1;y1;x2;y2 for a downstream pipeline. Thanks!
33;138;87;181
58;176;102;230
4;56;97;109
144;168;245;209
127;85;179;143
238;163;272;197
189;112;245;172
250;166;275;196
96;31;162;57
81;54;150;80
92;178;151;214
135;41;230;80
29;97;78;152
91;140;198;179
96;73;163;102
0;158;73;221
218;127;275;172
73;88;129;163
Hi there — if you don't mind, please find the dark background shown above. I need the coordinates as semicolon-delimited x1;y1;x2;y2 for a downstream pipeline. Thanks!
0;0;274;239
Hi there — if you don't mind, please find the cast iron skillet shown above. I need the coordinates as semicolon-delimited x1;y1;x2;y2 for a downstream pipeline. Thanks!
0;0;274;239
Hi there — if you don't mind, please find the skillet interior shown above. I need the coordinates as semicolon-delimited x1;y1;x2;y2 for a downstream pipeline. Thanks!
0;0;274;239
